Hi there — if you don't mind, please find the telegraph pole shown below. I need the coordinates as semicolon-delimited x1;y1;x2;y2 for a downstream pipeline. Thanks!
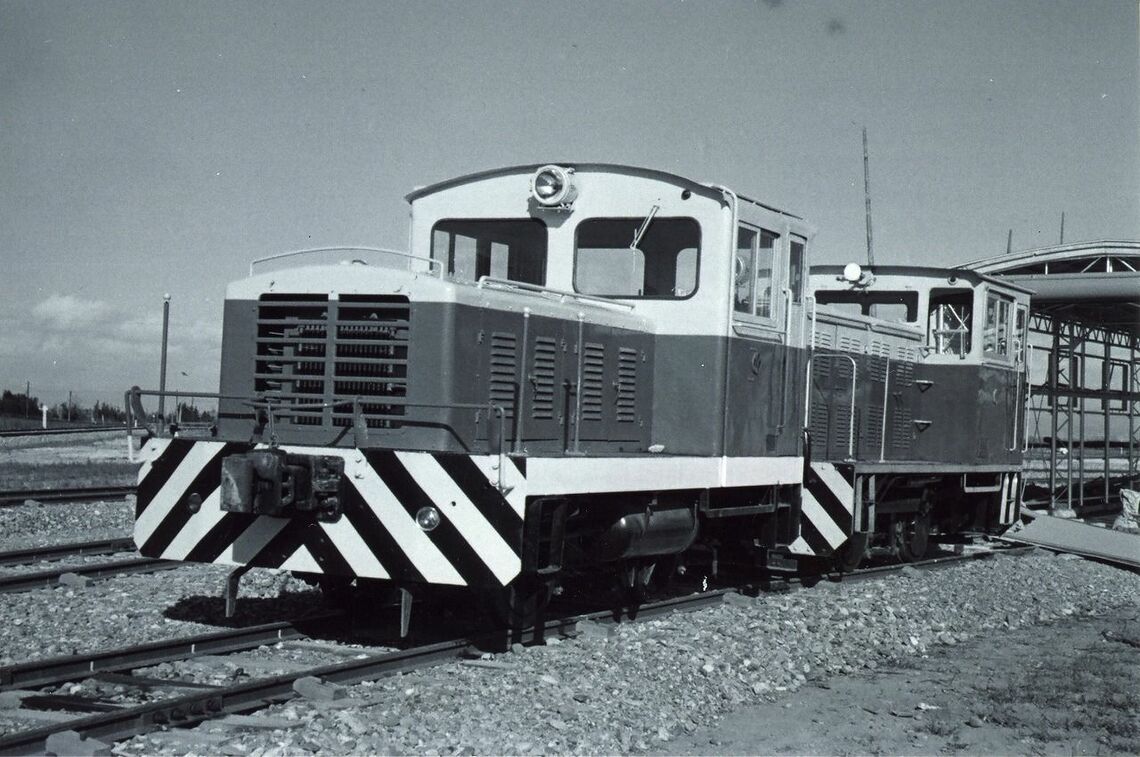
158;294;171;421
862;127;875;266
1060;211;1065;244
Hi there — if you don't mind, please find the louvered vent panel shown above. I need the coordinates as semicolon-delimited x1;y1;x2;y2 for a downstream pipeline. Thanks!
531;336;557;420
838;335;862;354
814;331;834;349
489;332;518;420
581;343;605;422
809;403;830;449
892;405;914;454
895;345;917;362
870;340;891;358
616;348;638;423
864;404;884;456
894;361;915;388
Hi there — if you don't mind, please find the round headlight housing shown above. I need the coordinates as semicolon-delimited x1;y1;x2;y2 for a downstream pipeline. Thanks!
842;262;863;283
530;165;577;207
415;505;441;532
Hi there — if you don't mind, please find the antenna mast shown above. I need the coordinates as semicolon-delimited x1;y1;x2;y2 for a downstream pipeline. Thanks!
862;126;875;266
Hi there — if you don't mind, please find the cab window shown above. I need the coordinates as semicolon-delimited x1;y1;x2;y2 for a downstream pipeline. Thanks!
927;289;972;357
431;219;547;286
983;293;1012;359
734;226;779;319
574;217;700;298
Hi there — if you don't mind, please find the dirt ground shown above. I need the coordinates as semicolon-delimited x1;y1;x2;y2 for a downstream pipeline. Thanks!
667;601;1140;756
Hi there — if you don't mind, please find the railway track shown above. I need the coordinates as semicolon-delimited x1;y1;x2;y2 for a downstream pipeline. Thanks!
0;544;1029;753
0;426;125;438
0;536;178;594
0;537;136;567
0;485;135;507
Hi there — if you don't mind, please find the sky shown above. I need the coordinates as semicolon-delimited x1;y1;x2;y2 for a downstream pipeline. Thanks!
1;0;1137;408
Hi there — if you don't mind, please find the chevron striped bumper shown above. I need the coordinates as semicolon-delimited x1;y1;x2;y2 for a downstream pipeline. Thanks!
134;439;526;588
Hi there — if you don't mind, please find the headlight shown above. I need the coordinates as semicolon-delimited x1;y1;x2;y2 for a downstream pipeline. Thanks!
530;165;577;207
415;505;441;532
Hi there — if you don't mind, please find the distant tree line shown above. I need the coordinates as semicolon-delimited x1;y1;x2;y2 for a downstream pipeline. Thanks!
1;389;128;423
2;389;215;426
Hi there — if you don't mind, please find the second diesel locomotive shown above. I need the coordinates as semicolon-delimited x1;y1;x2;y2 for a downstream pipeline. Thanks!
128;163;1029;625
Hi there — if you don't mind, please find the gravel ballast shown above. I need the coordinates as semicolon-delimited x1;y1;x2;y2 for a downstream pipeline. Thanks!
89;550;1140;755
0;498;134;553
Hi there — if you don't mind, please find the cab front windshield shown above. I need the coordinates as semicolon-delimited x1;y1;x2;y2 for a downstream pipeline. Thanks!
574;217;700;298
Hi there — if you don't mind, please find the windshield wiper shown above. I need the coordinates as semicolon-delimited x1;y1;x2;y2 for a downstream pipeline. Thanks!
629;204;660;251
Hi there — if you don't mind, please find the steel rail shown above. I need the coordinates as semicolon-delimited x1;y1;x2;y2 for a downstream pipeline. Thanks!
0;589;729;754
0;485;136;507
0;557;179;594
0;616;339;690
0;538;136;567
0;546;1031;754
0;426;125;438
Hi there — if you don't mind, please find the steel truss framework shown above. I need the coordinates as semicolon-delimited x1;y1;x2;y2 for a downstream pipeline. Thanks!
1025;310;1139;511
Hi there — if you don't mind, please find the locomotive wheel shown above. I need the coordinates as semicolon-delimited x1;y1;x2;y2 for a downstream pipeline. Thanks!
892;510;931;562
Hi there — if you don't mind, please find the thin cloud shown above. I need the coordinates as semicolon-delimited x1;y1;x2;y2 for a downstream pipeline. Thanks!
31;294;113;330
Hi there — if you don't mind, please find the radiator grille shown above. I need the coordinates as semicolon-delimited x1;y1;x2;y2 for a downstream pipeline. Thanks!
616;347;638;423
254;294;410;429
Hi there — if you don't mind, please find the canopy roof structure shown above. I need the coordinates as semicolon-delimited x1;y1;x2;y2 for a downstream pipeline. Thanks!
961;240;1140;336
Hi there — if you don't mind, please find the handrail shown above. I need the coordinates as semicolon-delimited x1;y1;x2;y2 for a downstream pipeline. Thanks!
803;353;859;459
124;388;513;491
248;247;442;276
777;287;793;431
476;276;635;311
878;357;891;462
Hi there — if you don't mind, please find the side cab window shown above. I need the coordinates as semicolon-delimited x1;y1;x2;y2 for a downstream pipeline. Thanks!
983;292;1013;360
733;225;780;323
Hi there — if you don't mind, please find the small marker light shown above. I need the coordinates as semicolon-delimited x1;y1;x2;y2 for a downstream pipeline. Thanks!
415;506;441;532
187;492;203;513
842;262;863;283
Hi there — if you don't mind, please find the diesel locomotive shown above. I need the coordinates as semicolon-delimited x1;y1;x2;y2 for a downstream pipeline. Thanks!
128;163;1030;626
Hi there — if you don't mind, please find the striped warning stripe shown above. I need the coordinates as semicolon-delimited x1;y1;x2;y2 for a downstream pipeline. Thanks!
132;441;526;588
999;472;1019;525
787;462;855;556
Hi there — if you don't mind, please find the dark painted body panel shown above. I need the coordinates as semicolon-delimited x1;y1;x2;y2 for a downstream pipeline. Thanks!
216;297;812;460
808;349;1023;468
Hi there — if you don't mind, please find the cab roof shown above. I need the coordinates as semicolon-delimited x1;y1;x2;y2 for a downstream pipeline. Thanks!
404;162;803;221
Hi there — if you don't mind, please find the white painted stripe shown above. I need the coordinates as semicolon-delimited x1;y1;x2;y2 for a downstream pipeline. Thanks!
134;441;225;546
161;489;224;560
529;455;803;496
266;445;465;585
222;517;288;564
137;438;173;482
279;545;322;574
321;517;389;579
467;455;527;517
811;463;854;511
787;536;814;555
349;460;467;586
397;452;520;585
999;473;1010;524
801;491;848;549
